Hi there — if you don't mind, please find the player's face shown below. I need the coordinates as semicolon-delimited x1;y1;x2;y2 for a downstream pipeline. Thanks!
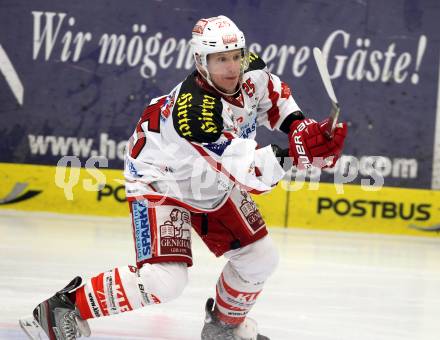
207;50;242;94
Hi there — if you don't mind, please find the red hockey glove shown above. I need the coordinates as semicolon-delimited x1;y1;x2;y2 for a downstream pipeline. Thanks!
288;118;347;170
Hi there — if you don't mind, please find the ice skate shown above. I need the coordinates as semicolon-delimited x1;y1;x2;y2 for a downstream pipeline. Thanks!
19;276;91;340
201;298;269;340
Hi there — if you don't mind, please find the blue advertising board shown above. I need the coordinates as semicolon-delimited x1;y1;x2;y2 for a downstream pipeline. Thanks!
1;0;439;189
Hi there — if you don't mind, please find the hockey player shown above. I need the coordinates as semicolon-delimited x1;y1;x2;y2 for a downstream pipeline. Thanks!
20;15;347;340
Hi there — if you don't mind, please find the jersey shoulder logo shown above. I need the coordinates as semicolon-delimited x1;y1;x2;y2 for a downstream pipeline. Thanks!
172;74;224;143
245;52;266;72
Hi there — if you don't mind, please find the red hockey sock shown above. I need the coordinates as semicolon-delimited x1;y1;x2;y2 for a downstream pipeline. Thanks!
74;266;148;320
214;265;262;325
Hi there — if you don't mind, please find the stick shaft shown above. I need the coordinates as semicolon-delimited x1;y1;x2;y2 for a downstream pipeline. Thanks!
312;47;340;137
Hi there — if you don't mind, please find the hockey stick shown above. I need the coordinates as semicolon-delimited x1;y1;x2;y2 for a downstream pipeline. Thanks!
312;47;340;139
0;44;24;106
409;223;440;232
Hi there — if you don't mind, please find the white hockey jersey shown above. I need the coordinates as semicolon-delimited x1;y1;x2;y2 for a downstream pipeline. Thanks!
124;53;303;210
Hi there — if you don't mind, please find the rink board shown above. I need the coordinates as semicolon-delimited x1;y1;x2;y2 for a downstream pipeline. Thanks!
0;162;439;237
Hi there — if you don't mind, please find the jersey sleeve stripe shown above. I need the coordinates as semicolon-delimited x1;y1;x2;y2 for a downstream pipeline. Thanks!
267;76;281;129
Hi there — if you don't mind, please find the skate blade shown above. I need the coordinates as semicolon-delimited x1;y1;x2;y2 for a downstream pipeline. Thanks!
19;316;47;340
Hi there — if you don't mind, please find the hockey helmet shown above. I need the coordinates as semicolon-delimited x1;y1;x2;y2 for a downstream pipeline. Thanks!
191;15;249;94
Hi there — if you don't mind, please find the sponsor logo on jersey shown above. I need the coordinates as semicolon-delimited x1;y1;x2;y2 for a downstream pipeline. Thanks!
126;160;140;178
161;90;176;119
95;270;132;315
176;92;193;137
239;191;264;232
138;283;161;305
236;292;259;307
88;292;102;317
105;274;118;314
239;120;257;139
0;182;42;205
113;269;132;313
132;200;152;261
226;310;247;317
159;208;192;257
199;94;218;134
248;52;259;63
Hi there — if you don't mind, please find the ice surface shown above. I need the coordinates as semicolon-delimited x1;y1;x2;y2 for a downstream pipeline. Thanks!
1;210;439;340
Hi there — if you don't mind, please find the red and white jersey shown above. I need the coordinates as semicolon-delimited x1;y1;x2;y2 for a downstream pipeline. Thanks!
124;53;303;210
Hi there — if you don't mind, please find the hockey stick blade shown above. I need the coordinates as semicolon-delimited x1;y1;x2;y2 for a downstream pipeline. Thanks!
312;47;340;139
409;224;440;232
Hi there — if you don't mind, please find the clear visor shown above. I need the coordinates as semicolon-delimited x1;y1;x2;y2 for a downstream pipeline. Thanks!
205;48;249;76
198;48;248;95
